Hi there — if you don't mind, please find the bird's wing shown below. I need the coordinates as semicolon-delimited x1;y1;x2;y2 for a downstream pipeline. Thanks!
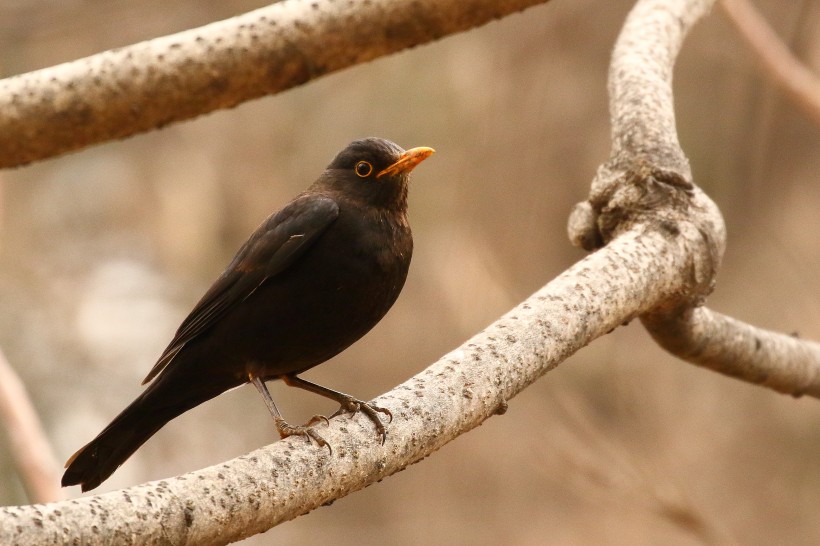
141;194;340;384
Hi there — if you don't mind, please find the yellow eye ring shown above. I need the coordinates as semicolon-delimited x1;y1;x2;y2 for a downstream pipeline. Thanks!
355;161;373;178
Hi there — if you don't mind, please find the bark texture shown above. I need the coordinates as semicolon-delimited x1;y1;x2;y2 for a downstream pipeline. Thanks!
0;0;549;168
568;0;820;396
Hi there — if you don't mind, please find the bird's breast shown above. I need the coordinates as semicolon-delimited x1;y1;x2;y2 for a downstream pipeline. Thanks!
237;205;413;375
327;207;412;296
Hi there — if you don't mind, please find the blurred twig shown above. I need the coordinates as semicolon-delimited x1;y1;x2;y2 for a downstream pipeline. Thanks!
543;394;737;546
0;0;550;169
721;0;820;126
0;347;62;504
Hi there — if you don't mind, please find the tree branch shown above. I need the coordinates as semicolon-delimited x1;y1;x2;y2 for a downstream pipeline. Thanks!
0;226;696;545
0;348;63;504
642;307;820;397
568;0;820;397
0;0;549;169
721;0;820;127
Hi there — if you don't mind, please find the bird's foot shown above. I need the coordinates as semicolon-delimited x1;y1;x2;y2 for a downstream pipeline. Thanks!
275;415;332;454
330;396;392;443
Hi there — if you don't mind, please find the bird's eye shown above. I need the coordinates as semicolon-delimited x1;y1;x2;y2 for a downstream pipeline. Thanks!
355;161;373;178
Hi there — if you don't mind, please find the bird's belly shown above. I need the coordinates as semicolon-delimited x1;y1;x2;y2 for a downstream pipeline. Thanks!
221;234;410;378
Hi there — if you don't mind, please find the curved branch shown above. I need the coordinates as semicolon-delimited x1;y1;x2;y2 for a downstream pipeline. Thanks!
605;0;711;176
643;307;820;398
568;0;820;395
0;0;549;169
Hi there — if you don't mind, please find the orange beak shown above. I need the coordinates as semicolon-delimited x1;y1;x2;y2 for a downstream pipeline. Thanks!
377;147;435;178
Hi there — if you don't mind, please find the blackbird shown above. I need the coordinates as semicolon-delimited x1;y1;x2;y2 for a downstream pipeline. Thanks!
62;137;434;492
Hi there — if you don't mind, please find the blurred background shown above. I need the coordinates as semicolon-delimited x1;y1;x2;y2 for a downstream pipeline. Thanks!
1;0;820;544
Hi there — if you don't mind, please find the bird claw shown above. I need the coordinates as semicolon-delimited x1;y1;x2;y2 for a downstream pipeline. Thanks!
330;396;392;444
275;417;332;455
306;414;330;427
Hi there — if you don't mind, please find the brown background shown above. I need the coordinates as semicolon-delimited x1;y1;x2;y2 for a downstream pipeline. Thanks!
1;0;819;544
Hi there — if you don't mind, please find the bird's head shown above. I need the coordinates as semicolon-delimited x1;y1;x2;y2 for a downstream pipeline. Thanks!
319;138;434;211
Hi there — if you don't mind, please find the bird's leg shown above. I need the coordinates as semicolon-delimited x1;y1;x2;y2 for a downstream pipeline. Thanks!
249;374;330;451
282;375;392;444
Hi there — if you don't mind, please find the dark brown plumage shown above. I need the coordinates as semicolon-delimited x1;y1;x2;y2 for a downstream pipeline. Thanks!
61;138;434;492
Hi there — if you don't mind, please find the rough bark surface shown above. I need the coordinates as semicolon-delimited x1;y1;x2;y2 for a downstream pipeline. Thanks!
568;0;820;396
0;0;549;168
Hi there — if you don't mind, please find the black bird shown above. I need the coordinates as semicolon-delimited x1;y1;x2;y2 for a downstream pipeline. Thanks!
62;138;434;492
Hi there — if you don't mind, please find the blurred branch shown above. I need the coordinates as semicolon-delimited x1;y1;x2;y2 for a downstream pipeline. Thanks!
721;0;820;126
0;347;62;504
569;0;820;395
0;0;550;169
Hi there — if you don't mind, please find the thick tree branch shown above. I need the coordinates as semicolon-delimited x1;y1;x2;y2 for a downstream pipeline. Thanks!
1;227;695;545
568;0;820;397
0;0;549;169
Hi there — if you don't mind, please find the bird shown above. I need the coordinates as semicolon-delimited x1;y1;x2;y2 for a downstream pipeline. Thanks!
61;137;434;492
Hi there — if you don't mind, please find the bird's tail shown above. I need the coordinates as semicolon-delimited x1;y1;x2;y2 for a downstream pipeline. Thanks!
61;368;240;492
